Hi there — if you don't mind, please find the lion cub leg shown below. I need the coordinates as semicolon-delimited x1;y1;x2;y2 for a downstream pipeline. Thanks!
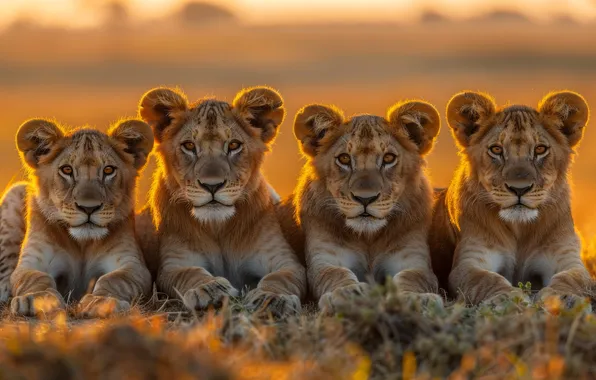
78;240;151;318
243;231;306;318
0;183;27;303
383;239;443;307
158;240;239;311
307;235;369;313
537;249;593;310
10;248;68;317
449;244;529;306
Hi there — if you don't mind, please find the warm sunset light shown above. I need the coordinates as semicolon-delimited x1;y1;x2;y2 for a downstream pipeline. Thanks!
1;2;596;378
1;0;596;29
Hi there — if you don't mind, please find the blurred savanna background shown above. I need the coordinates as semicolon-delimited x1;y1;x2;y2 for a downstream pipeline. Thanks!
1;0;596;239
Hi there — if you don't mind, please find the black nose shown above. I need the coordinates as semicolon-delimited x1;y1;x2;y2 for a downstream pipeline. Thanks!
506;185;533;197
199;180;226;195
351;193;380;207
76;203;103;216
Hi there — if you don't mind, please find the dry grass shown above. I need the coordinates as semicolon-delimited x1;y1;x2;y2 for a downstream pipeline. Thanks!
1;276;595;380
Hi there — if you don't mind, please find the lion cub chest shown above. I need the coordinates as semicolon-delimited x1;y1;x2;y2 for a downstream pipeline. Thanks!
41;245;119;301
195;247;268;291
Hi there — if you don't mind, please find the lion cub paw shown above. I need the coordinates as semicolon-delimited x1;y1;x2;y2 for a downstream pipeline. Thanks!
183;277;239;311
481;288;531;311
319;282;370;314
10;289;66;317
78;294;131;318
537;287;592;313
244;289;301;318
399;292;444;308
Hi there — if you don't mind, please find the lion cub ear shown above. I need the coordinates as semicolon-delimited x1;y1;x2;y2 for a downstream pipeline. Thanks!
233;86;286;144
109;119;155;170
446;91;496;148
538;91;589;148
293;104;344;157
16;119;64;169
138;87;188;143
387;100;440;155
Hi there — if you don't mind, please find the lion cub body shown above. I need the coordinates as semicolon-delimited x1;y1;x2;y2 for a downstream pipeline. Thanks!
281;101;442;310
138;86;306;316
3;119;153;317
430;91;593;304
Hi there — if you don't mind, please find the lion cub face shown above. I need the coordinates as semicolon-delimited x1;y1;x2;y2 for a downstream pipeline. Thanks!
139;87;285;223
16;119;153;240
446;91;589;223
294;101;440;234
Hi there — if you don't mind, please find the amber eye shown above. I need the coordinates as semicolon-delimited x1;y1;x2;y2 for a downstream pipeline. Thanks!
60;165;73;175
228;140;242;153
103;166;116;176
336;153;351;167
182;141;196;151
382;153;397;165
535;145;548;155
489;145;503;156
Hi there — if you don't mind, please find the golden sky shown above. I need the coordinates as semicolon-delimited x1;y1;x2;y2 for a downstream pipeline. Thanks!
1;0;596;29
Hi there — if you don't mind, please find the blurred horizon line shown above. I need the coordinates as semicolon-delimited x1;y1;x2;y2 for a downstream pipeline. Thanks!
1;0;596;33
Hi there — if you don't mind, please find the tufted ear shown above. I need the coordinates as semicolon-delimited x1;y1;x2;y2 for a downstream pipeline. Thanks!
16;119;64;169
233;86;286;144
387;100;441;155
538;91;589;148
108;119;154;170
446;91;496;148
293;104;344;157
138;87;188;143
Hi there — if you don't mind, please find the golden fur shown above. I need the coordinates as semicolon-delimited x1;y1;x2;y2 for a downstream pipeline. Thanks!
0;182;27;303
279;101;442;311
137;86;306;317
430;91;594;305
9;119;153;317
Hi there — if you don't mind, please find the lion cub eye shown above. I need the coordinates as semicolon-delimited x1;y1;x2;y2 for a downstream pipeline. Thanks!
382;153;397;166
535;145;548;155
336;153;352;168
181;141;196;152
489;145;503;156
103;166;116;176
60;165;73;176
227;140;242;153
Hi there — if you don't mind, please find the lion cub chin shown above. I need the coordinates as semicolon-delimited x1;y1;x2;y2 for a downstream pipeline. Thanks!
136;86;306;318
3;118;153;318
278;100;444;313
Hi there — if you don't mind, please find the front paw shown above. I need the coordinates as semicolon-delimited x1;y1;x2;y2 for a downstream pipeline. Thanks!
318;282;370;314
183;277;239;311
10;289;66;317
537;287;592;313
78;294;131;318
244;289;301;318
398;292;444;309
481;288;530;312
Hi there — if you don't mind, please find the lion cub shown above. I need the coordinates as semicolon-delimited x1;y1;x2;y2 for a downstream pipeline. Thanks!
6;119;153;317
136;86;306;317
430;91;594;305
279;101;442;311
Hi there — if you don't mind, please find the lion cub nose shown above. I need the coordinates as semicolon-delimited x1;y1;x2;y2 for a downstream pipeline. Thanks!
75;203;103;216
351;193;380;207
199;180;226;195
506;184;533;197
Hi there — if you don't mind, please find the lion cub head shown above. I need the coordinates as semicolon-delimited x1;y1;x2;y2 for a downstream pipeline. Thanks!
446;91;589;223
16;119;154;240
139;86;285;223
294;101;440;234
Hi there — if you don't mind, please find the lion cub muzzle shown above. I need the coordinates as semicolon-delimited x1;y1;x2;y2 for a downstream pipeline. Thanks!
349;171;382;216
